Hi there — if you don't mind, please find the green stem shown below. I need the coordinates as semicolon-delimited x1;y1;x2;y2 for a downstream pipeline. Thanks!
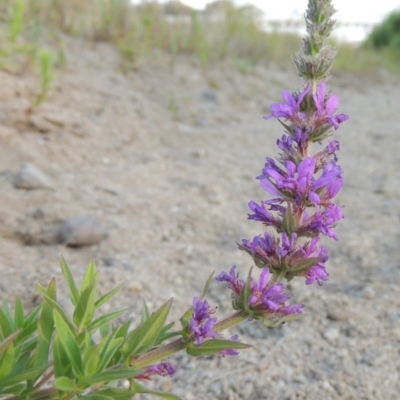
130;310;249;369
213;310;248;332
130;338;186;368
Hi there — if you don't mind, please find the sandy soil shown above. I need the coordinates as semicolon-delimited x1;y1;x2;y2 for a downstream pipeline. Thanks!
0;38;400;399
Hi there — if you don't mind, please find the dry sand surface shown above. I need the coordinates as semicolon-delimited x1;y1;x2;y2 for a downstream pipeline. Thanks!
0;39;400;399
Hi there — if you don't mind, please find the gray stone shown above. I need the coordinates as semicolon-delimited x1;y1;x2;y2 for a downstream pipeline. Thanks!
13;163;53;190
57;214;107;247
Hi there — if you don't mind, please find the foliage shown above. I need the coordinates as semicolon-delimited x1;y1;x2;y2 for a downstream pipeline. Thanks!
0;259;250;399
365;9;400;51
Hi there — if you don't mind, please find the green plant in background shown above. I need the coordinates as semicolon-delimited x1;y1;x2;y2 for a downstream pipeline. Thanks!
168;95;179;120
0;0;32;70
190;11;209;72
33;49;54;108
365;9;400;51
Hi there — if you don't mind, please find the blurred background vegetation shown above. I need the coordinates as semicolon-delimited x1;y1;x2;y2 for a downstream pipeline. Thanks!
0;0;399;88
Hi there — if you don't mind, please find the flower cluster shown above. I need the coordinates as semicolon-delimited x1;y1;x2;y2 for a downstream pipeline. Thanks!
216;266;304;320
243;79;347;286
188;297;218;346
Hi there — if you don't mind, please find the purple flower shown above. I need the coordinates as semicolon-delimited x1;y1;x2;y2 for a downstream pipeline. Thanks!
313;83;349;130
189;297;218;346
219;334;240;357
249;269;304;317
241;232;329;284
247;200;283;230
314;140;340;168
216;266;244;296
264;86;310;122
300;204;343;240
304;264;329;285
137;362;177;381
259;157;319;206
312;162;344;206
258;157;343;207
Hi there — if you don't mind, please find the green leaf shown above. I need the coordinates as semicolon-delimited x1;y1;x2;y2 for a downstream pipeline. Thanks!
0;303;14;338
36;284;75;335
85;388;136;400
83;344;102;377
60;257;80;307
83;395;113;400
282;203;296;235
23;304;42;328
122;299;173;359
130;380;182;400
0;383;25;395
0;329;22;357
199;271;215;299
16;315;39;346
240;268;253;313
97;336;124;372
53;311;83;377
88;309;127;331
114;319;131;340
32;281;55;372
53;335;71;378
81;261;98;293
290;257;323;274
14;298;25;329
0;365;48;387
87;368;142;385
95;285;123;310
186;339;251;357
54;376;82;392
141;300;151;323
73;283;97;329
0;341;15;380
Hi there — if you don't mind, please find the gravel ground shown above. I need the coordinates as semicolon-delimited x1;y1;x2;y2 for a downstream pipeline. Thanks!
0;38;399;399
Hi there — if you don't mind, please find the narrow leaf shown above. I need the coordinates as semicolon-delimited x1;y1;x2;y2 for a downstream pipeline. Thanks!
0;329;22;357
81;261;98;293
0;341;14;380
0;365;48;387
130;380;182;400
95;285;123;310
186;339;251;357
53;311;83;377
123;299;173;358
14;298;25;329
73;283;97;329
60;257;80;307
88;309;127;331
54;376;82;392
199;271;215;299
290;257;323;274
36;284;75;334
87;368;142;385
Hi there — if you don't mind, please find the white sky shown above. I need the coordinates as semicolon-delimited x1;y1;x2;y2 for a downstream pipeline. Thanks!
167;0;400;23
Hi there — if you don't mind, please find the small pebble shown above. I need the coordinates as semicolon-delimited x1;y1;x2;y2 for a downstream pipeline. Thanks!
13;163;52;190
57;214;106;247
